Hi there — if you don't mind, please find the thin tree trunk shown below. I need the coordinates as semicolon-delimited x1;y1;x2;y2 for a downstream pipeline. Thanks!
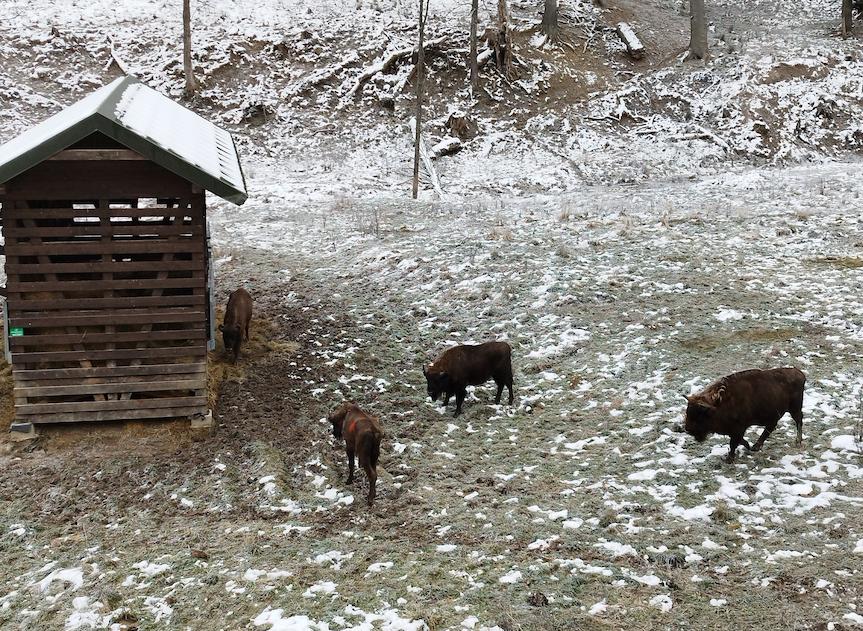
542;0;559;41
498;0;514;78
412;0;427;199
688;0;708;60
470;0;479;91
842;0;853;37
183;0;197;95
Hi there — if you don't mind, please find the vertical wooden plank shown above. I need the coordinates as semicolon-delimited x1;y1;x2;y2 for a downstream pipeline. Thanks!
120;197;192;401
18;203;106;402
100;199;118;400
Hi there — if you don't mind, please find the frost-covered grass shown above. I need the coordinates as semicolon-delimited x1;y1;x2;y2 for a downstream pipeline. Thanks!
212;161;863;629
3;159;863;630
2;160;862;629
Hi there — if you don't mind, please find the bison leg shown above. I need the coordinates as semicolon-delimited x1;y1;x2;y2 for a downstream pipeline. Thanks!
494;380;504;404
790;401;804;447
725;434;745;464
364;463;377;507
454;389;467;417
443;392;451;407
346;450;356;484
507;376;514;405
751;424;775;452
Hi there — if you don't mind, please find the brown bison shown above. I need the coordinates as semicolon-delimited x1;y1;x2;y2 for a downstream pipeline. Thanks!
219;288;252;362
328;402;384;507
423;341;514;417
683;367;806;464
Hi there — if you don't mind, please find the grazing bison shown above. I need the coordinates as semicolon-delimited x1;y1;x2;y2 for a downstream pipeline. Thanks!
423;341;514;417
328;401;384;507
683;367;806;464
219;288;252;362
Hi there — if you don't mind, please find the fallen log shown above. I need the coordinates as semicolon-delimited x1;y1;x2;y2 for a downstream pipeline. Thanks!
284;52;359;99
477;48;495;68
348;36;447;99
431;135;463;158
616;22;645;60
672;126;730;151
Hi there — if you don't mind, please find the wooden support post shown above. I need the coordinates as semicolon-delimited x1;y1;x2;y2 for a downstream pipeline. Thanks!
9;422;37;441
190;409;213;430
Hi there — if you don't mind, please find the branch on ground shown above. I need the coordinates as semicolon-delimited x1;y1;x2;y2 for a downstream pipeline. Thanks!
347;36;448;100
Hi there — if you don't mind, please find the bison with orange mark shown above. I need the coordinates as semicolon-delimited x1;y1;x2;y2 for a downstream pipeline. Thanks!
328;401;384;507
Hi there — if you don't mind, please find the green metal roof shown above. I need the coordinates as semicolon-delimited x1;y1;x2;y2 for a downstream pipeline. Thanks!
0;76;247;205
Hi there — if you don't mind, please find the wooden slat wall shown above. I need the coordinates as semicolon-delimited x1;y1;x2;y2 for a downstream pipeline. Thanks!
0;169;209;424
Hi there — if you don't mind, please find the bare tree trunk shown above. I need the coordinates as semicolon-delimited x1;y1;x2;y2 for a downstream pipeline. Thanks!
497;0;514;78
842;0;853;37
183;0;197;95
470;0;479;91
542;0;559;41
688;0;708;60
412;0;428;199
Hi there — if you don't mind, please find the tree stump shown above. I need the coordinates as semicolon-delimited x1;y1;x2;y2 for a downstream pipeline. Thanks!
447;111;478;140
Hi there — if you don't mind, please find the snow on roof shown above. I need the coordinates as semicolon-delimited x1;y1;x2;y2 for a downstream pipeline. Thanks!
0;81;116;173
113;81;246;202
0;76;247;205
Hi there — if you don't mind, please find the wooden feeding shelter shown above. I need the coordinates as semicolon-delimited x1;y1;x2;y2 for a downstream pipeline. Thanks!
0;77;247;434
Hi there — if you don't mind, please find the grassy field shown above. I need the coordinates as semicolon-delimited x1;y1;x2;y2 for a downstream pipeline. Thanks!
0;163;861;630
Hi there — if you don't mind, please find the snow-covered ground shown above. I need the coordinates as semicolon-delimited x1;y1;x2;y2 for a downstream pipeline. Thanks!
8;160;863;630
3;0;863;200
1;0;863;629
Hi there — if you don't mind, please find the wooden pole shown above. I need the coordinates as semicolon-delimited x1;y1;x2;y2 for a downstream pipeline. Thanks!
412;0;427;199
470;0;479;91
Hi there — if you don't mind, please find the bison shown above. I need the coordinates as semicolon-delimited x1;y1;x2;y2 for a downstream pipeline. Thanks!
219;288;252;362
683;367;806;464
328;401;384;507
423;341;514;417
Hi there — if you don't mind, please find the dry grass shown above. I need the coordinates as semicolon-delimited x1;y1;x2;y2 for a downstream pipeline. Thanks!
678;327;801;352
0;353;13;431
807;255;863;269
207;309;292;413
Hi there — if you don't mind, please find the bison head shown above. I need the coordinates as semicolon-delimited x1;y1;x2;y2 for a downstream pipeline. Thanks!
219;323;241;358
423;365;449;402
682;385;726;442
327;401;352;439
